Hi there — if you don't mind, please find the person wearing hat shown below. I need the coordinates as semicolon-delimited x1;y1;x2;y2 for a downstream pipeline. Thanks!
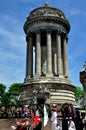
51;108;57;130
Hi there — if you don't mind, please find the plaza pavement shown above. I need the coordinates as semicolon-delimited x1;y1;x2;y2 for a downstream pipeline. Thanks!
0;118;15;130
0;118;52;130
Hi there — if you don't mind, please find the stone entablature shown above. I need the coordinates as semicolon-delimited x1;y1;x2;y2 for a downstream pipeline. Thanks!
26;23;67;35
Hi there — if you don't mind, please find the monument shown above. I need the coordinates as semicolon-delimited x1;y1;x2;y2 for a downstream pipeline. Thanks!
20;3;76;106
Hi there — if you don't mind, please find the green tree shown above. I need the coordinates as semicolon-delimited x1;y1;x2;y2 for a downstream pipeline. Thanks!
8;83;23;94
1;92;10;107
75;86;84;107
8;83;23;106
0;83;6;96
0;83;6;107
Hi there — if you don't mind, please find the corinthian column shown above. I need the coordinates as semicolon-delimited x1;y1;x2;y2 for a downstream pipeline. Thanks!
56;31;63;76
46;29;52;77
63;35;69;78
26;34;33;79
35;31;41;76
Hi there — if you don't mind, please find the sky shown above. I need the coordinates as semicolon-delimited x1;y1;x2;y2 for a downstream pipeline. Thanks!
0;0;86;90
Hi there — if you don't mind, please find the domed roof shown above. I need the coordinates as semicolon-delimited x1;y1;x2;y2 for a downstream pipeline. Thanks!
24;3;70;33
29;3;67;21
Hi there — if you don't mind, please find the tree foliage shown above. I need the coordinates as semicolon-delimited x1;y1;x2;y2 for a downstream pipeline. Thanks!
75;86;84;107
8;83;23;95
0;83;23;108
8;83;23;106
0;83;6;95
1;93;11;107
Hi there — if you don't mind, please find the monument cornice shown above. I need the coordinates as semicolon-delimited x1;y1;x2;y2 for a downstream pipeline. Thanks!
24;16;70;34
25;23;68;35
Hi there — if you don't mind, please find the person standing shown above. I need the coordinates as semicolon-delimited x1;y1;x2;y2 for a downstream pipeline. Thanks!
68;117;76;130
51;108;57;130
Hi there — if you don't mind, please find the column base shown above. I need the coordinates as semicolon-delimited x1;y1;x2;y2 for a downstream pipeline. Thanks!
46;73;53;77
64;74;69;79
34;74;41;78
24;77;29;81
57;73;64;78
25;75;33;80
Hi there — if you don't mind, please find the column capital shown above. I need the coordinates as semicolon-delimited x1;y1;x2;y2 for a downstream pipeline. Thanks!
26;33;32;42
26;35;28;42
62;33;68;38
63;33;68;43
35;29;41;34
55;29;61;35
46;28;52;34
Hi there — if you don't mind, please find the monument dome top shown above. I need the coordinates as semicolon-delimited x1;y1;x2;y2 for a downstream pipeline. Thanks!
24;4;70;33
27;3;68;22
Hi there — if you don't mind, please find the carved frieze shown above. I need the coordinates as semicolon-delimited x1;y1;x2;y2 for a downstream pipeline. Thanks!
29;8;66;21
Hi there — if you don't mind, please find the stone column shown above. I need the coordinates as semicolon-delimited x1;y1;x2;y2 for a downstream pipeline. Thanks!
26;34;33;79
56;32;63;76
63;35;69;78
26;37;29;78
54;53;57;75
35;31;41;76
46;29;52;76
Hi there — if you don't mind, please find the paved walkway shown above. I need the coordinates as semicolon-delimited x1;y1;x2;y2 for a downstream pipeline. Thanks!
0;118;15;130
0;118;52;130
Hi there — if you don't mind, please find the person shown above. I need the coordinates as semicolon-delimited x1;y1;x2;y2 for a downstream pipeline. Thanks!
23;117;31;130
51;108;57;130
11;118;31;130
11;119;18;130
68;117;76;130
33;105;40;117
33;118;42;130
74;110;83;130
56;118;62;130
24;106;29;117
31;105;42;130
